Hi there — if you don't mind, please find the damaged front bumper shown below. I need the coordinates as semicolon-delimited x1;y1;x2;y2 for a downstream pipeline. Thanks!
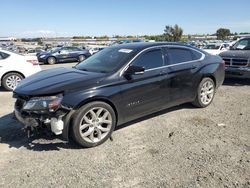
13;94;73;140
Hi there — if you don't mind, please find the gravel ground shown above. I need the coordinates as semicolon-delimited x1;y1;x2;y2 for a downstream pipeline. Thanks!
0;63;249;188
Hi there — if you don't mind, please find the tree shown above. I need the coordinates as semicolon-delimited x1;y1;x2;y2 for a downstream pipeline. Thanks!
216;28;231;40
163;24;183;41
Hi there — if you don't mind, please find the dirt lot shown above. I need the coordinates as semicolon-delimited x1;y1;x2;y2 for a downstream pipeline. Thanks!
0;63;249;188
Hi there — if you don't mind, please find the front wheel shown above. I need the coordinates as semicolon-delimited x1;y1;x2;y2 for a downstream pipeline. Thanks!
72;102;116;148
192;77;215;108
47;57;56;65
2;72;24;91
78;55;86;62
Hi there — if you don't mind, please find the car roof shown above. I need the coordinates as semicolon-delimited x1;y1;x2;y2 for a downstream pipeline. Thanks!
111;42;199;51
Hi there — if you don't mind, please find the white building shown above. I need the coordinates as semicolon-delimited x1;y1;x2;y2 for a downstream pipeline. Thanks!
0;37;17;42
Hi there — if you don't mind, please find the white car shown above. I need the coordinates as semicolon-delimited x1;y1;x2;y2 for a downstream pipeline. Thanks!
0;49;41;91
203;43;229;55
89;47;106;55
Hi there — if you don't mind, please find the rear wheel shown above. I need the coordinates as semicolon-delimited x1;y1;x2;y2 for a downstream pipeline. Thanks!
192;77;215;108
72;101;116;148
47;57;56;65
78;55;86;62
2;72;24;91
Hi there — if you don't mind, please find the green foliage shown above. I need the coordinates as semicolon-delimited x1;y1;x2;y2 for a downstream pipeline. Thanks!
216;28;231;40
163;24;183;41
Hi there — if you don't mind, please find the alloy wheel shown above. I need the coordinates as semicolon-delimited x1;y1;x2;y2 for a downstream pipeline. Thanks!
5;75;22;90
200;80;214;105
79;107;112;143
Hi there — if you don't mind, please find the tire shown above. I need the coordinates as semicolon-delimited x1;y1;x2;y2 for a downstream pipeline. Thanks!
2;72;24;91
47;56;56;65
78;55;86;62
192;77;215;108
72;101;116;148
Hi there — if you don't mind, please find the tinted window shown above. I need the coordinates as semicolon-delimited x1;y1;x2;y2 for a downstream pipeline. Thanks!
167;48;193;64
191;49;202;60
0;52;10;60
132;49;163;70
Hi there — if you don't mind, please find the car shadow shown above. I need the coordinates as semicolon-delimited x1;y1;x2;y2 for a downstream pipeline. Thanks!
0;87;10;92
115;103;194;131
0;103;194;151
0;113;82;151
223;78;250;86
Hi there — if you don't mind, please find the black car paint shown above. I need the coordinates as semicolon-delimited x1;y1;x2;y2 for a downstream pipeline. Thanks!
14;42;225;140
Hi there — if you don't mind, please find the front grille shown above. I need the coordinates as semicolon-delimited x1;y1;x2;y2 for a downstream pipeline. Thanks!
223;58;249;67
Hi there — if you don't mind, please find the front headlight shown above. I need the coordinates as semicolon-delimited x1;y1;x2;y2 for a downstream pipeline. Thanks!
39;55;46;58
23;94;63;112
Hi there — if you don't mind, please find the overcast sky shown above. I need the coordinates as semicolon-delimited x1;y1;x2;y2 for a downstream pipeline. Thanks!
1;0;250;38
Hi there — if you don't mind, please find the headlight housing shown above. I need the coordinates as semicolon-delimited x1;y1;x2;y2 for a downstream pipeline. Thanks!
39;55;46;58
23;94;63;112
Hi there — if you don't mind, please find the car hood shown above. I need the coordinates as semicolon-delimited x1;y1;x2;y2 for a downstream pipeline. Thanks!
14;67;106;96
219;50;250;59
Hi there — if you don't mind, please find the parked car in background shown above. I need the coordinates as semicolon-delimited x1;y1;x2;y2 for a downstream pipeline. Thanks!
111;39;145;46
37;46;91;64
25;48;44;56
203;43;229;55
13;42;225;148
220;37;250;78
0;49;41;91
89;47;106;55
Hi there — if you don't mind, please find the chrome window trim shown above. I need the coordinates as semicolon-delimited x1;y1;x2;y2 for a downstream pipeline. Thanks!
119;45;205;76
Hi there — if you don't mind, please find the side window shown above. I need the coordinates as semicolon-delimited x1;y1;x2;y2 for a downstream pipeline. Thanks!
73;47;81;51
167;48;193;64
132;49;163;70
191;49;202;60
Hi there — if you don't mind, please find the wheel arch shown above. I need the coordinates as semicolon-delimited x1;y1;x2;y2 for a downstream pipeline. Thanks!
74;97;118;120
201;74;217;87
1;71;25;83
62;97;119;141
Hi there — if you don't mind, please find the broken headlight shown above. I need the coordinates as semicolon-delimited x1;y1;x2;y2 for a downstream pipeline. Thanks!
23;94;63;112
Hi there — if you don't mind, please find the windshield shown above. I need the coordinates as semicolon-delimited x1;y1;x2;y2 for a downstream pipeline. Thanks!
75;47;137;73
204;44;220;50
49;47;60;53
232;39;250;50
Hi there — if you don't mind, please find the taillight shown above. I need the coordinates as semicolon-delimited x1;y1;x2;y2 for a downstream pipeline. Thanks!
26;60;39;65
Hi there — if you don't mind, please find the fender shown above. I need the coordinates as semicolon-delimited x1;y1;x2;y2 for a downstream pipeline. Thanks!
199;62;225;88
61;96;120;141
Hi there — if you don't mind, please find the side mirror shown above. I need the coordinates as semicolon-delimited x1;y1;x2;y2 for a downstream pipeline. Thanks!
58;51;61;54
124;65;145;79
229;46;233;50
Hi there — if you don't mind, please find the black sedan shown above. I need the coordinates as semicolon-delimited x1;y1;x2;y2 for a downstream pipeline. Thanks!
37;46;91;64
13;42;225;148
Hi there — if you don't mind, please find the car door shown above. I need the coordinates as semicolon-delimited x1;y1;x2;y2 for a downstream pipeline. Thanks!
120;48;169;120
67;47;79;61
57;47;70;61
164;46;203;103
